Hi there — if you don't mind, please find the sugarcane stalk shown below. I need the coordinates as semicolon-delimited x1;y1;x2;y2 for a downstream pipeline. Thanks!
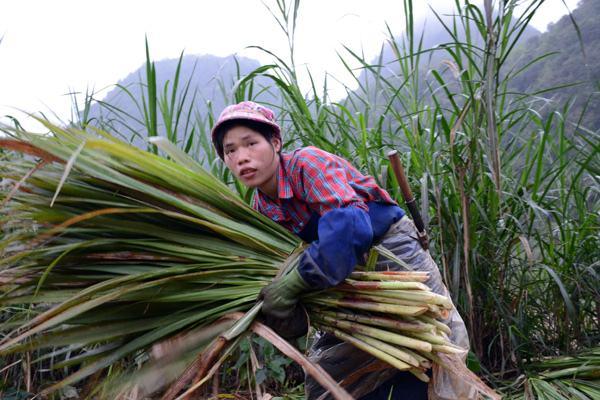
352;333;424;368
354;270;430;276
436;308;450;320
431;344;465;354
315;324;412;371
409;368;430;383
413;315;452;335
426;304;441;314
349;271;429;283
405;331;452;346
330;292;430;308
318;310;434;333
358;289;453;308
314;315;433;353
340;280;430;291
402;348;434;369
414;349;452;370
308;297;428;317
350;271;429;282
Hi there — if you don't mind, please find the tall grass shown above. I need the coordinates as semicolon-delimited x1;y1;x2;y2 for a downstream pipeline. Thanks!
1;0;598;396
234;0;599;383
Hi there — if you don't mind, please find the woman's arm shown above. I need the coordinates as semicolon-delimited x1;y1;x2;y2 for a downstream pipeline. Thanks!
294;148;374;289
299;206;373;288
260;148;376;324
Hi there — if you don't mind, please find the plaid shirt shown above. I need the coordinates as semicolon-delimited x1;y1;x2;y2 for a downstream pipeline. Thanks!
252;146;397;235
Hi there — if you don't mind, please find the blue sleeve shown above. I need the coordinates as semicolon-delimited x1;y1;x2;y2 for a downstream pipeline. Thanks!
297;206;374;289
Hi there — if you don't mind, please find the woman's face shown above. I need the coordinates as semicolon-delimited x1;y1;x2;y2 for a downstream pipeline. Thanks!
222;125;281;195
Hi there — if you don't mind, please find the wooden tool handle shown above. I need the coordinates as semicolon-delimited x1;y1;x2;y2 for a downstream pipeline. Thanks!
388;150;414;202
387;150;429;250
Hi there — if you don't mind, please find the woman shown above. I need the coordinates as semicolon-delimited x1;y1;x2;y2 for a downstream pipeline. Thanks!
211;101;469;400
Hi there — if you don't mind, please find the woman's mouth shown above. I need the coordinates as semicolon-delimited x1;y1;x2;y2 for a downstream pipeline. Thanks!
239;168;257;180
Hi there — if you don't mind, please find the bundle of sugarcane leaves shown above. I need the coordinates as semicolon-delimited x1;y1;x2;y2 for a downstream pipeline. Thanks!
505;347;600;399
0;123;460;399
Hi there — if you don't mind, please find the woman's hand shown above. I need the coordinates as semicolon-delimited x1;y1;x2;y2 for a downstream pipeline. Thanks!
259;268;311;339
259;268;309;319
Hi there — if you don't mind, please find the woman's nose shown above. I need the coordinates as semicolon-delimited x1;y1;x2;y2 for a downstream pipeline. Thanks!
236;147;250;164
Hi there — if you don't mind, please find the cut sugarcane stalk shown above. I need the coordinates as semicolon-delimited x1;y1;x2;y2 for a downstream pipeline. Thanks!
350;271;429;282
318;310;434;333
309;297;428;317
340;280;430;291
401;347;433;369
315;325;412;371
409;368;430;382
352;332;424;368
333;292;430;307
405;331;453;346
315;315;433;353
432;344;465;354
413;315;452;335
348;289;452;308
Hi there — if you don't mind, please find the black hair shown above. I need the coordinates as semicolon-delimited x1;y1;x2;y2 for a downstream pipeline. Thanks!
214;119;279;159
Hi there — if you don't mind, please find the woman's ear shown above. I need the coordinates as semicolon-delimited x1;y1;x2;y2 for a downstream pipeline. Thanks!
271;137;282;153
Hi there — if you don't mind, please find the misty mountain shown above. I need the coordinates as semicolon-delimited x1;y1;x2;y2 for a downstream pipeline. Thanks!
359;13;540;80
508;0;599;129
352;0;599;131
349;12;540;115
86;54;276;147
87;0;599;150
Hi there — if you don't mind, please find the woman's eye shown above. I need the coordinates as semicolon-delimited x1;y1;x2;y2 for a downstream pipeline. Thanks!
249;142;257;146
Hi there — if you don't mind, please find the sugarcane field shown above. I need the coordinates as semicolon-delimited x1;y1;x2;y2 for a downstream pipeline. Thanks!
1;0;599;399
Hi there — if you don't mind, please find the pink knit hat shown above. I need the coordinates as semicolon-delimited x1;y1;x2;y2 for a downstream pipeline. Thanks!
211;101;281;156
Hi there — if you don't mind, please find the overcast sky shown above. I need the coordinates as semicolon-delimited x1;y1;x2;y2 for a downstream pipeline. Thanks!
0;0;580;129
